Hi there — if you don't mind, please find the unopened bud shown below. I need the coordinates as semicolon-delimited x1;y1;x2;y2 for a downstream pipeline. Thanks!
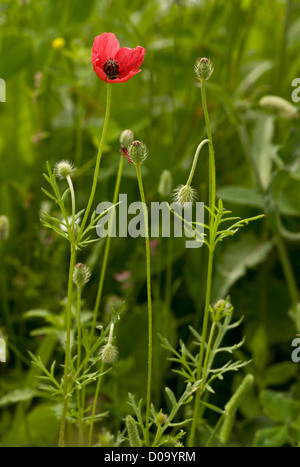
173;184;197;206
55;160;76;179
0;216;9;241
158;170;172;198
73;263;91;288
99;343;118;364
120;129;134;148
128;141;148;165
156;410;167;426
195;57;214;82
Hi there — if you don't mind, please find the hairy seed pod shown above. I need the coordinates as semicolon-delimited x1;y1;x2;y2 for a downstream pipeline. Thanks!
125;415;142;447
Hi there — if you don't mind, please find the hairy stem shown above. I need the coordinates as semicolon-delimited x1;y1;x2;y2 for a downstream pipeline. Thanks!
76;83;112;244
90;154;124;337
188;79;216;447
135;163;153;447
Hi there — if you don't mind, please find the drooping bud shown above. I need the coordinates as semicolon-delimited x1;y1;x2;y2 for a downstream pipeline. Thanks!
120;129;134;149
173;184;197;206
259;95;298;119
128;141;148;165
158;170;172;198
73;263;91;288
0;216;9;241
99;343;119;364
195;57;214;82
55;160;76;179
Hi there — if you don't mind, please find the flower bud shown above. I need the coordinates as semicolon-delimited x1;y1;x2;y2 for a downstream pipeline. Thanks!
173;184;197;206
155;410;167;426
120;129;134;149
0;216;9;241
128;141;148;165
55;160;76;179
99;343;119;364
195;57;214;82
73;263;91;288
158;170;172;198
259;95;298;119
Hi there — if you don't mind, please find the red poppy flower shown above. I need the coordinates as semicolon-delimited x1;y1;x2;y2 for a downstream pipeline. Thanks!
91;32;146;84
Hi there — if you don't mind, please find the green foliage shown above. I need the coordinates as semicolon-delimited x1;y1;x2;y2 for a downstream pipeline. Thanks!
1;0;300;448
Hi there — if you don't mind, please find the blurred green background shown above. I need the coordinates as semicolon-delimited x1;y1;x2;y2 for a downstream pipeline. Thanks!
1;0;300;447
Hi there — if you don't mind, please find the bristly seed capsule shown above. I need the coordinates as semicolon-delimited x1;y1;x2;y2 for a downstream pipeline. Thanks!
103;58;119;78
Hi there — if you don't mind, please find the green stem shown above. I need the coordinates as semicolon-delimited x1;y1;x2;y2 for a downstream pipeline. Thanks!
59;175;77;447
201;80;216;223
135;163;153;447
81;155;124;431
90;154;124;337
76;285;84;446
188;245;214;446
88;323;114;446
274;226;298;307
76;83;112;244
188;79;216;447
58;243;77;447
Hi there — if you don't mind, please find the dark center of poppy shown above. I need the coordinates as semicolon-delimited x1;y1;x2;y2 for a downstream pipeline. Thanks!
103;59;119;78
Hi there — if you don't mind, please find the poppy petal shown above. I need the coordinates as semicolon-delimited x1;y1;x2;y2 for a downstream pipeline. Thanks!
91;32;120;67
115;46;146;76
110;70;141;83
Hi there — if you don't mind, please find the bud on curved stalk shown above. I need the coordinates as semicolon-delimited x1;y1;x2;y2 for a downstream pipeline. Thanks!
0;216;9;241
194;57;214;82
173;184;197;207
99;342;119;364
99;322;118;365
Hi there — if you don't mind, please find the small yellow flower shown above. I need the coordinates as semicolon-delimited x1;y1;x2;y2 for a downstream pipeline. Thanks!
52;37;66;50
